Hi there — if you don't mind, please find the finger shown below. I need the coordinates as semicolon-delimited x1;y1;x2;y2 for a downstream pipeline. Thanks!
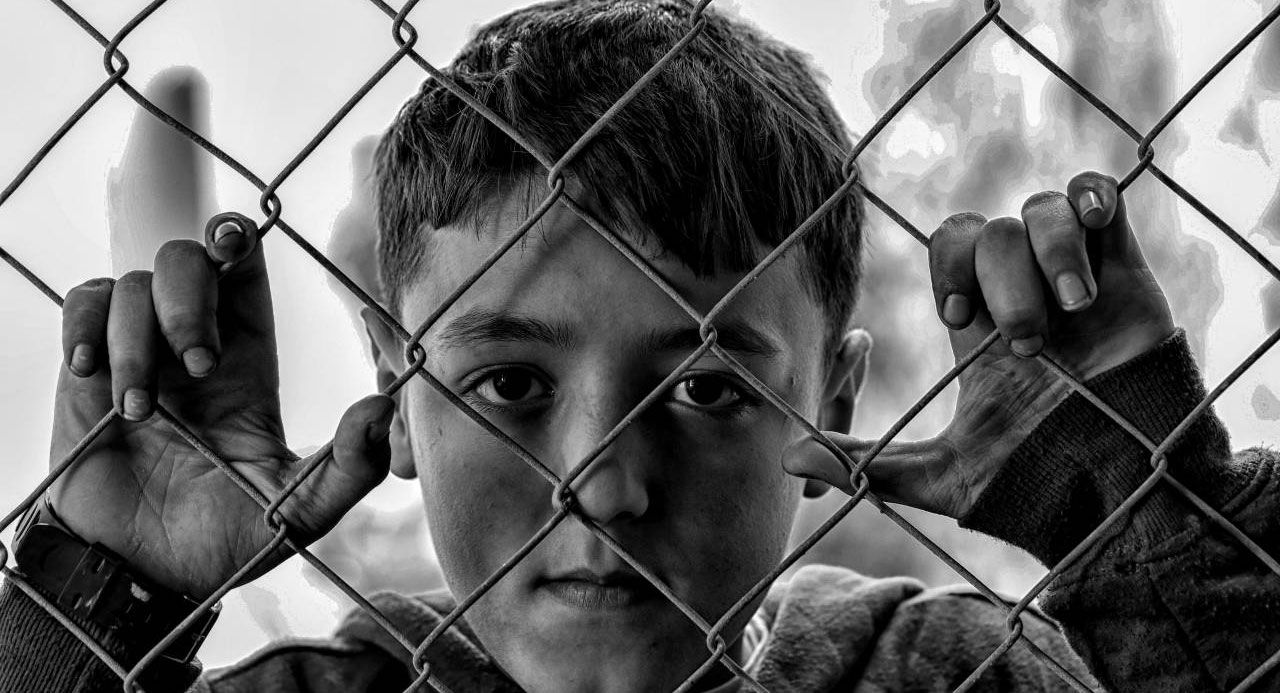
62;278;115;377
1022;191;1095;312
204;212;258;269
948;305;999;365
930;213;999;361
1066;171;1145;269
280;394;395;536
107;270;160;421
928;212;986;330
203;213;275;339
153;239;220;377
108;67;213;274
1065;171;1117;229
975;217;1048;357
782;433;955;516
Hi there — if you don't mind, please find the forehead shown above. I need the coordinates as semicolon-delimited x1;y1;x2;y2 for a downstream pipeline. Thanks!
400;192;828;363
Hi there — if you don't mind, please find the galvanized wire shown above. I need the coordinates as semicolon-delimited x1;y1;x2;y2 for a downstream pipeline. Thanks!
0;0;1277;691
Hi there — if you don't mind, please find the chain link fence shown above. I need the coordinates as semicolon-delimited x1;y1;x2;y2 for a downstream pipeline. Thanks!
2;0;1279;691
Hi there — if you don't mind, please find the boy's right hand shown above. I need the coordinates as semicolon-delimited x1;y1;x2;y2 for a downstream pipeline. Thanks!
49;227;394;600
43;70;394;601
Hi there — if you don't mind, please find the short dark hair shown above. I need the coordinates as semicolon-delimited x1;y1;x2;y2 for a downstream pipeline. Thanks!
374;0;863;352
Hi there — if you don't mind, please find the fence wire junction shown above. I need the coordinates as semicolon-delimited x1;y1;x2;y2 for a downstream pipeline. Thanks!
2;0;1280;691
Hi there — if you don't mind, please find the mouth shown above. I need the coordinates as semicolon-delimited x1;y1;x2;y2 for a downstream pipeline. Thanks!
538;568;660;610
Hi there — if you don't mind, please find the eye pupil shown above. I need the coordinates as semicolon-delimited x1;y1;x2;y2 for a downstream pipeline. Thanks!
684;376;725;405
492;371;532;400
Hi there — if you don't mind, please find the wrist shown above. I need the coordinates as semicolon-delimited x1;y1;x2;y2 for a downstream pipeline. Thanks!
959;328;1242;566
1074;318;1175;381
12;498;219;672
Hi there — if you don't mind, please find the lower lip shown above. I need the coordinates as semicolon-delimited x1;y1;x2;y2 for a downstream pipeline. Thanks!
541;580;656;610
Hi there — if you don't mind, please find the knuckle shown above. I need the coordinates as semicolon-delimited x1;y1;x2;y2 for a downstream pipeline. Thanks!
155;239;203;268
930;213;985;278
1073;170;1118;190
68;277;115;298
937;211;987;238
1021;190;1068;217
116;269;153;291
65;282;115;315
981;216;1026;243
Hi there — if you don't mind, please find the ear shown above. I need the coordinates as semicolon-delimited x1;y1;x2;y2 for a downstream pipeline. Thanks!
803;328;872;499
361;306;416;479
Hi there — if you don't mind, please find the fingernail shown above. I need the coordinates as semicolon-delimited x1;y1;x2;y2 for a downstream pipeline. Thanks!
213;219;245;246
942;294;971;328
123;388;151;421
70;344;94;375
1077;190;1105;226
1010;335;1045;357
182;347;216;377
1055;271;1090;310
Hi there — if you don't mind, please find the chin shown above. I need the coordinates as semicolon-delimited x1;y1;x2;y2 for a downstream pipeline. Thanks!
485;600;714;693
502;651;696;693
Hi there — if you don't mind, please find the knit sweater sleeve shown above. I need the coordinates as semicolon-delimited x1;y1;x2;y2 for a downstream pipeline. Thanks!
0;575;202;692
960;329;1280;692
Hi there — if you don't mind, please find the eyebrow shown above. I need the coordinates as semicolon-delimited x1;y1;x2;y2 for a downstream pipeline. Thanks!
434;307;780;359
638;319;780;359
435;308;577;351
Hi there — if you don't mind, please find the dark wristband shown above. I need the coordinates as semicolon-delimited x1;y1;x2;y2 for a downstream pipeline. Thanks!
12;499;219;668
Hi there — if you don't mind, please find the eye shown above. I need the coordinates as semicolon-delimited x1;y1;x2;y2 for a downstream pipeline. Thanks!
472;368;551;405
671;374;747;409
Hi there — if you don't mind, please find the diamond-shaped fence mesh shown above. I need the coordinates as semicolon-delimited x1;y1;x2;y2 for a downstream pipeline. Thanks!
2;0;1279;691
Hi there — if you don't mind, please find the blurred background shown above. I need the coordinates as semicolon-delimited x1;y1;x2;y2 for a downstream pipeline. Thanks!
2;0;1278;669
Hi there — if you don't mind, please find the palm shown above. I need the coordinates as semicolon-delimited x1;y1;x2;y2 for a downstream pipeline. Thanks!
49;280;295;596
51;426;288;596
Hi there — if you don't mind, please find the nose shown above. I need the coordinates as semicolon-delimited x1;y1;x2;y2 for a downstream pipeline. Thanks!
553;403;653;526
564;454;650;525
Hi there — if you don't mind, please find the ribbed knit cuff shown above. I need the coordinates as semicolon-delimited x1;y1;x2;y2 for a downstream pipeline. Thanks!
959;329;1245;567
0;576;200;692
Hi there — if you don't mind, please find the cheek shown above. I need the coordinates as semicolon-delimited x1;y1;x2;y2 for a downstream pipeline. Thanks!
407;387;552;593
661;413;804;600
721;443;803;562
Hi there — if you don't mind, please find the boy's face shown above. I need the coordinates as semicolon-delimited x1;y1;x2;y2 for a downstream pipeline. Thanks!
383;192;859;692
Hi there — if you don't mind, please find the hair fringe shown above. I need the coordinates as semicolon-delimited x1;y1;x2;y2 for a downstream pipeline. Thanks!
375;0;864;352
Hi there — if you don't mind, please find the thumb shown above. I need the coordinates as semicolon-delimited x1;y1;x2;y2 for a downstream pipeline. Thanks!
782;432;958;517
279;394;395;538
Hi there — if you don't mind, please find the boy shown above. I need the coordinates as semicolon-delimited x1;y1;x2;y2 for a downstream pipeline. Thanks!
2;0;1278;691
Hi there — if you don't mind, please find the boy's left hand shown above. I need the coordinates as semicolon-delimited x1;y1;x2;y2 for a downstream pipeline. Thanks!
785;171;1176;519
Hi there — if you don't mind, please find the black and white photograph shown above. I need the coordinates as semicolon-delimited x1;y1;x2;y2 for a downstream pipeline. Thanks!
1;1;1278;690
